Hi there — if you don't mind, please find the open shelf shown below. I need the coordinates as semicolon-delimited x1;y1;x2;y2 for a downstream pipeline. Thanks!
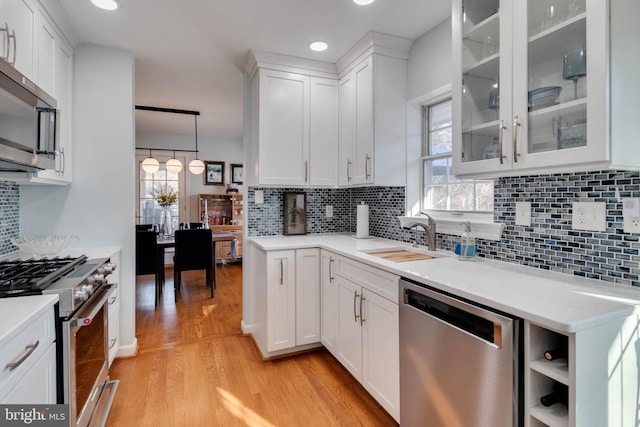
530;358;569;385
530;404;569;427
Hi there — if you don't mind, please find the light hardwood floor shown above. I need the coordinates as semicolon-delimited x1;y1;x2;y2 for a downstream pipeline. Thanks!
106;263;398;427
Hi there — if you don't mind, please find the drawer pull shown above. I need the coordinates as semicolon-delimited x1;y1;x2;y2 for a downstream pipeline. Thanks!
108;296;117;305
109;338;117;349
5;340;40;371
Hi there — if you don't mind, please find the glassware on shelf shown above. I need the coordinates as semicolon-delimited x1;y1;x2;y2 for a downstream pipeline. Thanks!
482;33;497;58
488;83;499;119
563;49;587;100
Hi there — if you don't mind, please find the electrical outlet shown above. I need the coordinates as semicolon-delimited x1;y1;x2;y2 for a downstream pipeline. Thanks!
623;198;640;233
326;205;333;218
515;201;531;226
572;202;606;231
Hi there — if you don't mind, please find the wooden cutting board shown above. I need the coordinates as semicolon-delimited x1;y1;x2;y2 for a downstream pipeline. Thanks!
368;250;434;262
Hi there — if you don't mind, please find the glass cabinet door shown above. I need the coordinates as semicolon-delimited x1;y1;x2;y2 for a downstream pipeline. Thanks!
516;0;588;158
458;0;503;165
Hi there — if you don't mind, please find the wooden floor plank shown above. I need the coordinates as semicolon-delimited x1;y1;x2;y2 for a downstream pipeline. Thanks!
106;263;397;427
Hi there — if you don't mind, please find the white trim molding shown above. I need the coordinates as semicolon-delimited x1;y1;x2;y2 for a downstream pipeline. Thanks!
399;213;503;241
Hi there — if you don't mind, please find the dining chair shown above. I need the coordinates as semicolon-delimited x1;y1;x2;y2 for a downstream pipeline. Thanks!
173;228;214;300
135;230;162;306
136;224;153;231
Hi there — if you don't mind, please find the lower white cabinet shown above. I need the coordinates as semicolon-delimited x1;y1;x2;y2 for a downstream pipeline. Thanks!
0;298;57;404
256;248;322;355
322;251;400;422
107;251;120;366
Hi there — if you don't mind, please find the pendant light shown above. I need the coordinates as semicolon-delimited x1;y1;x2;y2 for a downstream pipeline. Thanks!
141;149;159;173
189;115;205;175
166;150;183;173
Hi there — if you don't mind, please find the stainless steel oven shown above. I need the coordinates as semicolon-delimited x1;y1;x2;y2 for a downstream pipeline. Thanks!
62;283;118;427
0;255;118;427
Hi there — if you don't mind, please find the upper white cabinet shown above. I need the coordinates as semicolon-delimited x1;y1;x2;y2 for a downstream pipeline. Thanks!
452;0;640;178
247;51;338;187
0;2;74;184
337;33;410;187
0;0;37;80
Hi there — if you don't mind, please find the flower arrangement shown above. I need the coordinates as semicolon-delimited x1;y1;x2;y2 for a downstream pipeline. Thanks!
154;187;178;207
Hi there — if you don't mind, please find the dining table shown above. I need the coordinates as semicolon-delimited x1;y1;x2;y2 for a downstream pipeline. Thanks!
155;232;236;303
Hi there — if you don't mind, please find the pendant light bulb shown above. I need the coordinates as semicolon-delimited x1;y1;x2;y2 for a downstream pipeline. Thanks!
189;158;205;175
166;152;183;173
142;150;159;174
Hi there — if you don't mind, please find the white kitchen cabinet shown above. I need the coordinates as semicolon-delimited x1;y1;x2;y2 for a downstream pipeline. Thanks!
295;248;321;346
252;247;321;355
309;77;338;187
0;297;57;404
452;0;640;178
320;250;338;354
247;52;339;188
0;0;37;80
107;251;120;367
524;316;640;427
337;46;408;187
329;251;400;422
0;3;73;185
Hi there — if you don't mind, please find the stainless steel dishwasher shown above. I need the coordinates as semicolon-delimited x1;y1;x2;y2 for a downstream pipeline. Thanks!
399;277;522;427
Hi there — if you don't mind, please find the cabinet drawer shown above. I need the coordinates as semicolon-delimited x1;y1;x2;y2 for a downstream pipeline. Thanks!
334;254;399;303
0;306;55;393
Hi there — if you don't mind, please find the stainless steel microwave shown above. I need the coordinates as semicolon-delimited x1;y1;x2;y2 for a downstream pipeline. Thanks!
0;58;59;172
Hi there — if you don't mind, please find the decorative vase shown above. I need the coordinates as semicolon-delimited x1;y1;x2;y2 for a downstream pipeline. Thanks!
160;206;173;236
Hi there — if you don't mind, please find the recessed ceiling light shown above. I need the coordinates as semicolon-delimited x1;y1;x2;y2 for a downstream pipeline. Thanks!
353;0;375;5
91;0;119;11
309;41;328;52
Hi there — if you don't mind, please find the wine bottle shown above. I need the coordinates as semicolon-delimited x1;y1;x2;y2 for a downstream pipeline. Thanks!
540;386;568;407
544;347;567;361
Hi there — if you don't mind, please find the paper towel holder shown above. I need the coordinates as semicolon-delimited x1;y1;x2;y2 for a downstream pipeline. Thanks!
283;192;307;235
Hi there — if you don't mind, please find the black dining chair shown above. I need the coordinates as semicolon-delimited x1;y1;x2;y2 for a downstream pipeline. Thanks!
173;228;214;300
135;230;162;306
136;224;153;231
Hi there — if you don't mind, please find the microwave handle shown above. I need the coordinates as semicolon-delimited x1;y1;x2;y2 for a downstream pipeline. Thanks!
0;23;8;61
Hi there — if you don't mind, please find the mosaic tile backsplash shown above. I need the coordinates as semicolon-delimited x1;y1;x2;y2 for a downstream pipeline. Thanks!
248;169;640;287
246;187;405;238
0;181;20;256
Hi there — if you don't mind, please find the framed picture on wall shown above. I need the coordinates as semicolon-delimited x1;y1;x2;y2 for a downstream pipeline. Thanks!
283;192;307;235
204;161;225;185
231;163;243;184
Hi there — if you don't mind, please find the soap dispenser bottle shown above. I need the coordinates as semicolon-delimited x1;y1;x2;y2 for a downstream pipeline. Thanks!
459;221;476;261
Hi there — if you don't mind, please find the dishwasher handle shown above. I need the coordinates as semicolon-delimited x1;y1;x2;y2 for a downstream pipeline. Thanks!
404;287;504;348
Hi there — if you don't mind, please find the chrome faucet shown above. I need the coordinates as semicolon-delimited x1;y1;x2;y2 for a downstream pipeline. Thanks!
401;215;437;251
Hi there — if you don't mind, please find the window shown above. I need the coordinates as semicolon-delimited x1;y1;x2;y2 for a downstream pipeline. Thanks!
137;155;186;227
422;99;493;212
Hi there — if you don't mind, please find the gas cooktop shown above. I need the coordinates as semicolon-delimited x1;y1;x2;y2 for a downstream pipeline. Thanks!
0;255;87;297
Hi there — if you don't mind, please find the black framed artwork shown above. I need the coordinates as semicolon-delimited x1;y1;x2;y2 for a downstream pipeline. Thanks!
283;192;307;235
204;161;225;185
231;163;243;184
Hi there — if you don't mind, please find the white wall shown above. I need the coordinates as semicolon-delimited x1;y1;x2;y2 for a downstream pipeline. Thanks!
20;43;137;356
405;18;452;215
135;130;243;221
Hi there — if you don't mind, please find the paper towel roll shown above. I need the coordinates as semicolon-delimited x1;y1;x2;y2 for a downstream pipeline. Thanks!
356;203;369;238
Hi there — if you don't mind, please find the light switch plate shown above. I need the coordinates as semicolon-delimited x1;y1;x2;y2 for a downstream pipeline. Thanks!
515;202;531;226
572;202;606;231
326;205;333;218
254;189;264;205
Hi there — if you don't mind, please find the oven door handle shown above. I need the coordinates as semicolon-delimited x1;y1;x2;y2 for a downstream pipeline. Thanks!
71;284;115;328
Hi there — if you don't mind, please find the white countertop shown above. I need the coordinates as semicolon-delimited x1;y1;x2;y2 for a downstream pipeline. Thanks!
0;295;59;348
249;234;640;333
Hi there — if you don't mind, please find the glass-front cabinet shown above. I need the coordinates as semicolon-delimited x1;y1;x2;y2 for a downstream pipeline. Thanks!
453;0;610;178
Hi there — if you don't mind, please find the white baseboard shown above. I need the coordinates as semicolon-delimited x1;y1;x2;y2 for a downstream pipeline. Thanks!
116;338;138;358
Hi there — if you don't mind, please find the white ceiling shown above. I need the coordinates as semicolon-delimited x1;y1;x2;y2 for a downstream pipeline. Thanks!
54;0;450;138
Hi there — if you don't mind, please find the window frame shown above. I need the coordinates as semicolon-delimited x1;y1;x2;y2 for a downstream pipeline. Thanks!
420;98;494;215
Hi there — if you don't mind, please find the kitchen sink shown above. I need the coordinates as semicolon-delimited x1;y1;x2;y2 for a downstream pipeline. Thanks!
360;247;439;262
